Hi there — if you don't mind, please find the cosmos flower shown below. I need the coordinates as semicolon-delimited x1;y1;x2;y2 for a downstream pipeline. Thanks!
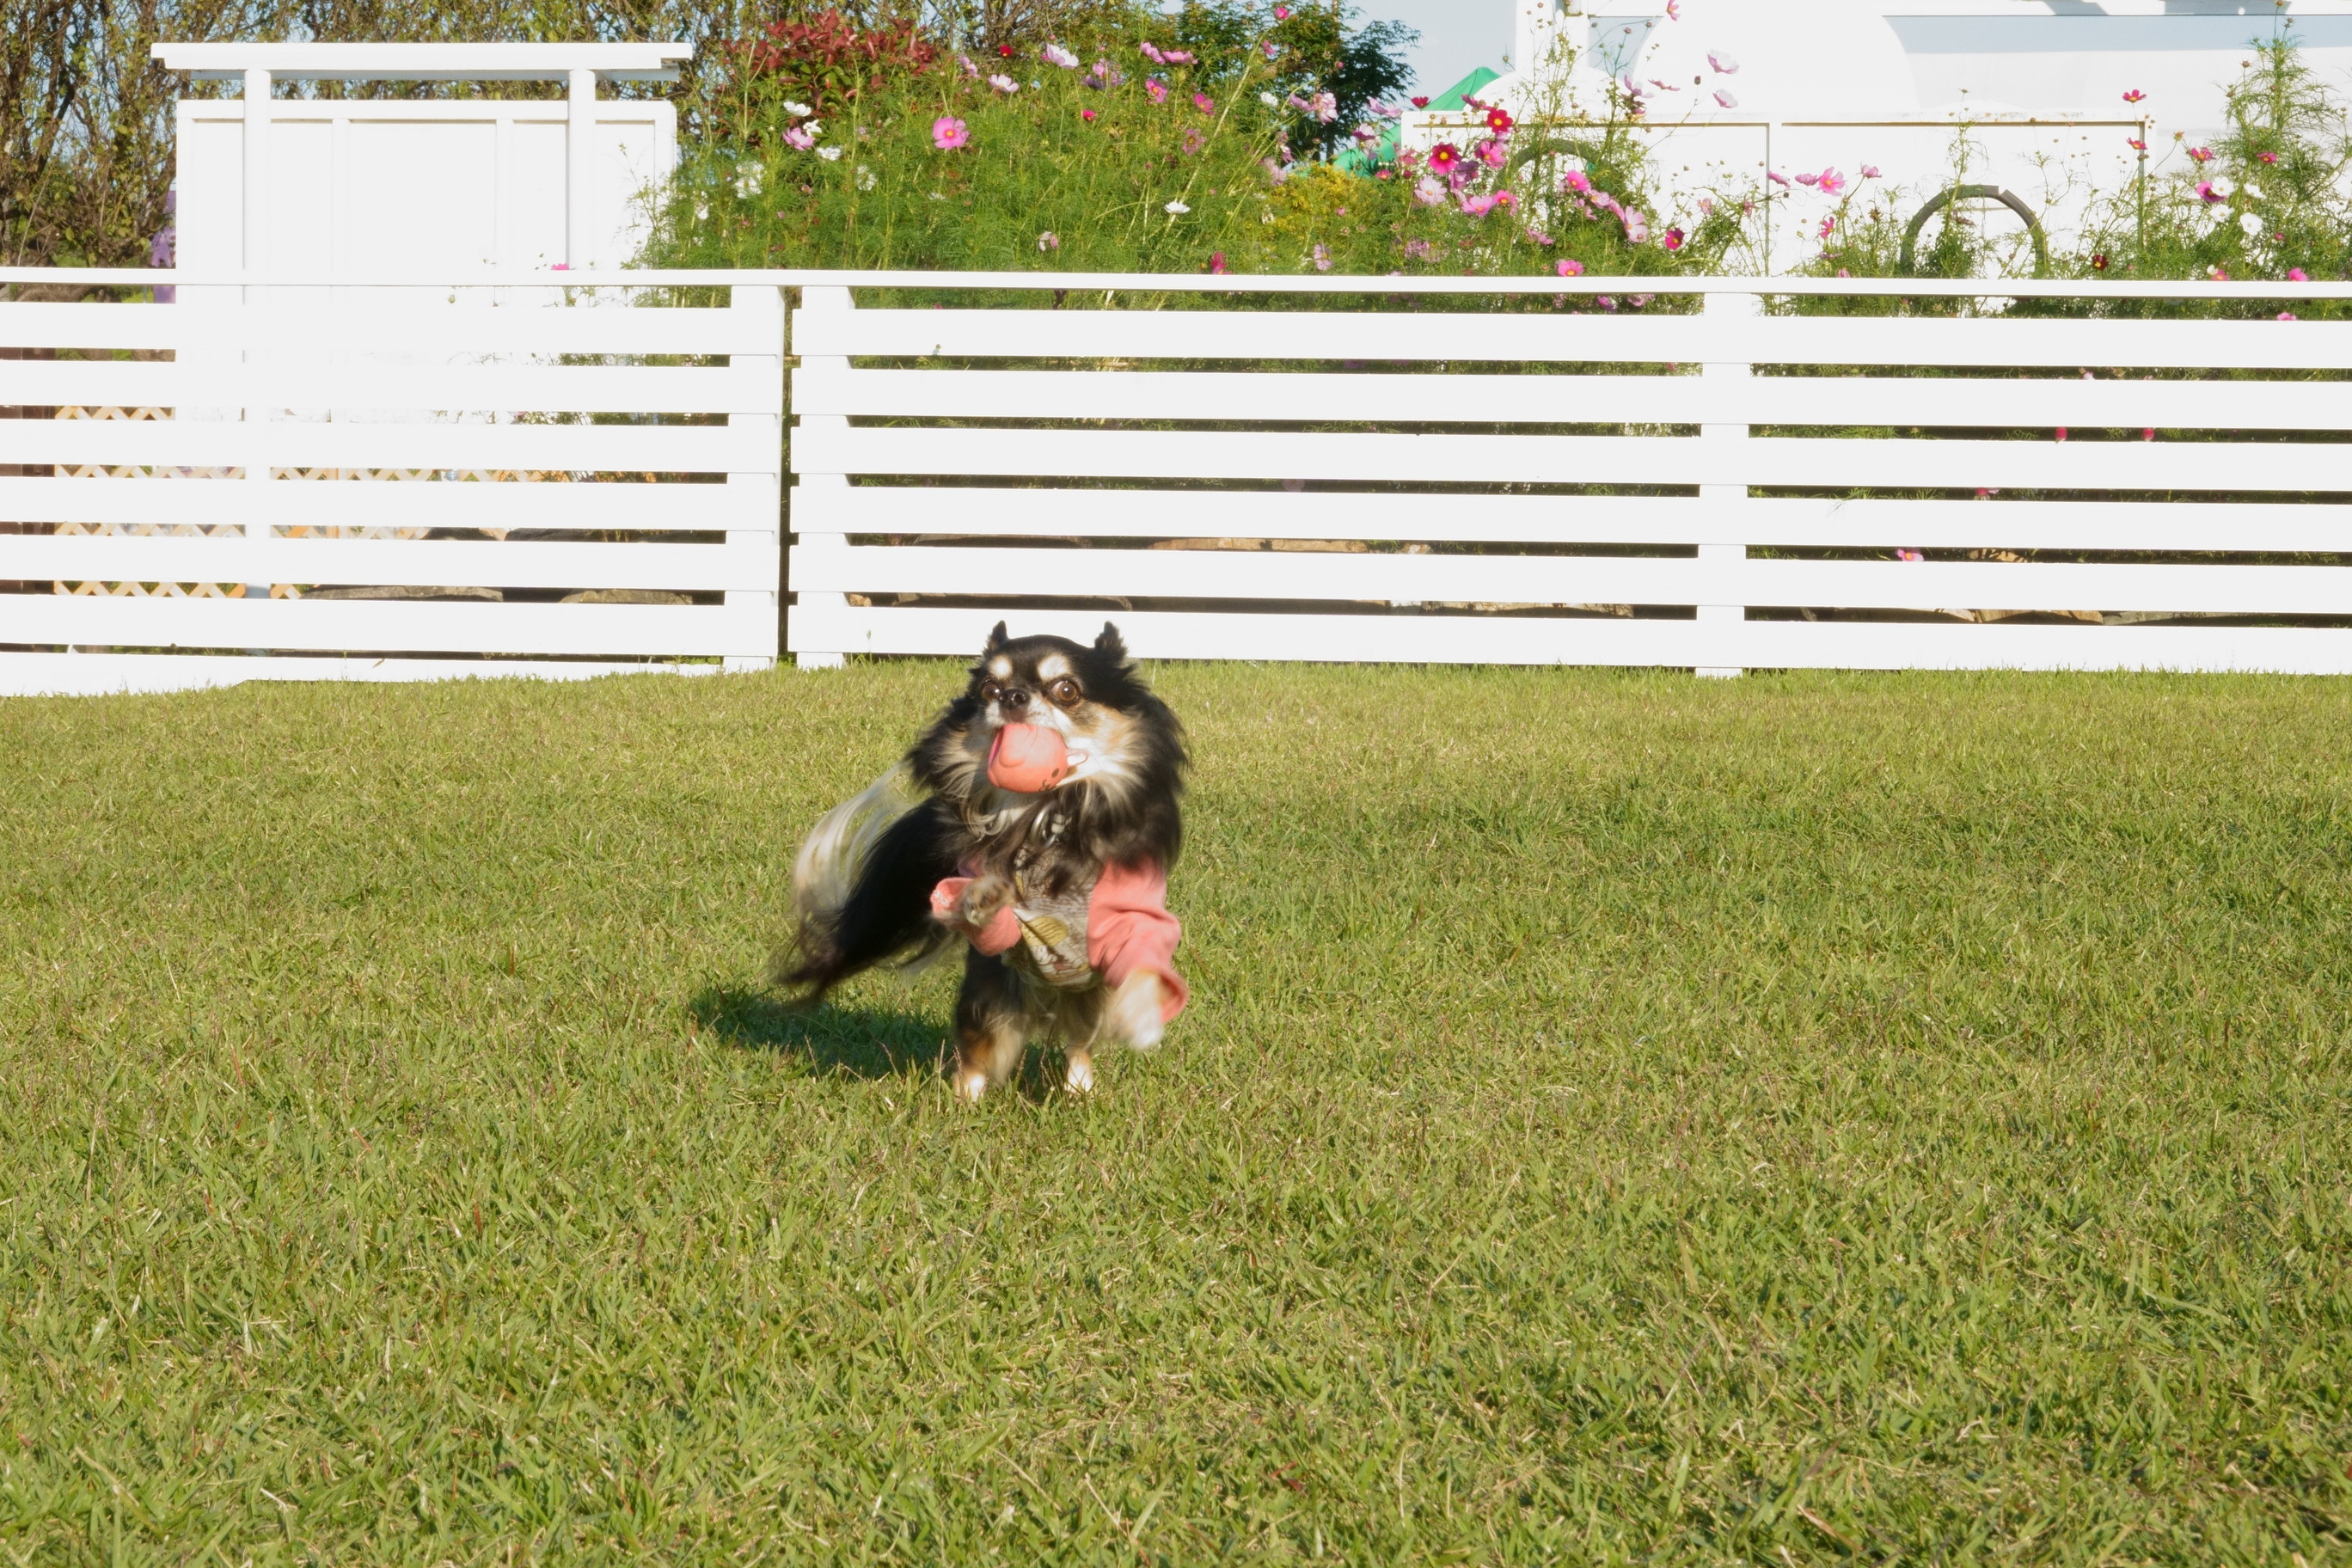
2241;211;2266;237
1043;43;1080;68
1146;78;1168;103
1165;199;1191;215
1707;51;1739;73
1562;168;1592;194
989;74;1018;93
2122;89;2146;102
1412;175;1446;205
1038;231;1059;250
2260;150;2280;164
1860;164;1881;179
1713;89;1738;109
2289;266;2310;281
1486;107;1515;134
1662;227;1685;251
1194;93;1216;113
932;117;968;150
1558;258;1584;277
1817;168;1847;195
2127;138;2147;151
2188;146;2214;162
783;101;813;118
1427;143;1461;175
1308;91;1338;122
816;146;842;161
1210;252;1227;273
1313;244;1332;271
781;126;813;152
734;162;763;196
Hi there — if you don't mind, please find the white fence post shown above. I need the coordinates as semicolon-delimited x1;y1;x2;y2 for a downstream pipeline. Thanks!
566;68;597;269
1695;288;1759;679
726;283;785;672
790;284;852;670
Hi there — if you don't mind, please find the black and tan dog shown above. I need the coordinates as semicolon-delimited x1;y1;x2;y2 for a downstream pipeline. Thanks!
778;622;1189;1100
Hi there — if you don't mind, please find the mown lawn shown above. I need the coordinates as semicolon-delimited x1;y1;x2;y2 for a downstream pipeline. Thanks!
1;662;2347;1565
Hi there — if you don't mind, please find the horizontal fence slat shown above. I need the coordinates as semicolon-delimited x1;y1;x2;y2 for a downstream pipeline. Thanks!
0;420;769;472
796;364;2352;432
0;476;758;533
799;544;2352;616
794;425;2352;492
0;302;763;356
790;485;2352;551
792;604;2352;675
8;597;745;657
1;362;781;416
0;653;717;698
795;309;2352;371
2;537;768;592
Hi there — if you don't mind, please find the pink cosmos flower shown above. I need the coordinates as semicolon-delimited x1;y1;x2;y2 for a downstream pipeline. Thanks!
1707;51;1739;74
1794;172;1819;187
1476;136;1510;169
1193;93;1215;113
1896;549;1925;561
1308;91;1338;122
1405;238;1435;260
1526;227;1555;246
782;126;815;151
2260;150;2280;164
2288;266;2310;281
1713;90;1738;109
2189;146;2214;162
1662;226;1685;251
2127;138;2147;151
1038;231;1059;250
1486;107;1516;133
1210;252;1228;274
1562;168;1593;194
2208;264;2230;280
2279;311;2298;321
1312;243;1332;272
2055;426;2069;442
2122;89;2146;103
1667;0;1680;17
1623;211;1649;243
1043;42;1079;69
957;54;978;78
1183;127;1206;154
1146;77;1168;104
1141;40;1166;64
1816;168;1847;195
2196;181;2220;202
1162;49;1195;64
1081;107;1098;122
989;74;1018;93
932;116;969;150
1427;143;1461;175
1273;3;1289;15
1767;170;1789;187
1558;258;1584;277
1412;175;1445;205
1459;192;1501;217
1860;165;1881;179
1818;215;1836;239
1596;296;1617;310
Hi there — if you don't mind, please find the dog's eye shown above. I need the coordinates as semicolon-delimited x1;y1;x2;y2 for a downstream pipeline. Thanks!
1048;679;1081;707
980;683;1003;703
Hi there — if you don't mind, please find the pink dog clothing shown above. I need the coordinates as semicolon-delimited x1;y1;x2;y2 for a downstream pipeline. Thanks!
930;860;1188;1022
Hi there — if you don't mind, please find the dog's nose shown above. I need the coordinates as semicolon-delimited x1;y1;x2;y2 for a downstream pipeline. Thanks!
997;687;1031;711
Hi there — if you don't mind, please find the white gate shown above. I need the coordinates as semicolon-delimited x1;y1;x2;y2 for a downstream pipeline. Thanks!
789;275;2352;677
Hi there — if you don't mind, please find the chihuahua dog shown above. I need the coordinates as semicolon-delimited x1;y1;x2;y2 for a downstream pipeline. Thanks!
777;622;1188;1101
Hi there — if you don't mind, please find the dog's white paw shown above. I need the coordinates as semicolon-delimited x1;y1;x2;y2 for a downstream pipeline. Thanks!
1063;1056;1096;1094
1107;971;1166;1050
954;1070;989;1105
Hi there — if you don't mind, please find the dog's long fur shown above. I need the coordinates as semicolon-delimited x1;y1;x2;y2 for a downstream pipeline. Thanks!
776;621;1186;1098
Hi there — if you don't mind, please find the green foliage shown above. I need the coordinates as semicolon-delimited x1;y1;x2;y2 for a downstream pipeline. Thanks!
3;664;2351;1561
645;3;1725;288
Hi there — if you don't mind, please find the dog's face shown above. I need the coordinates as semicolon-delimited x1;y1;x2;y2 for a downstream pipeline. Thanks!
911;622;1179;812
968;622;1160;794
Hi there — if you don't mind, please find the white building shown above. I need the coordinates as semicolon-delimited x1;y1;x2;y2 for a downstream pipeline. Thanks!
1406;0;2352;270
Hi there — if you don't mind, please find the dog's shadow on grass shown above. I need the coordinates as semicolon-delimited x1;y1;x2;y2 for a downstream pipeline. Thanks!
690;986;942;1082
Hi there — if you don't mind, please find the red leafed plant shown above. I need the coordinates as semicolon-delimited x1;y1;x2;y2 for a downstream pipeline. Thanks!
732;9;940;113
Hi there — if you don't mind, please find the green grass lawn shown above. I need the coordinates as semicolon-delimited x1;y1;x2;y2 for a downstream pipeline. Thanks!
2;663;2349;1565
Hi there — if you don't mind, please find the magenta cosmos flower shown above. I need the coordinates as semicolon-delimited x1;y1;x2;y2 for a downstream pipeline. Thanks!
933;116;969;150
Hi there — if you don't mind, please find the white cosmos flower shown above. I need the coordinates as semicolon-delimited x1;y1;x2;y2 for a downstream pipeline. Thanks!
856;164;877;190
2210;175;2236;198
1165;200;1191;215
817;145;843;162
2246;181;2267;200
783;101;813;118
1260;91;1279;107
2241;210;2267;236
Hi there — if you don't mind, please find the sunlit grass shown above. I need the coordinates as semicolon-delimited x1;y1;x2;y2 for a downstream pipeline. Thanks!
1;662;2348;1564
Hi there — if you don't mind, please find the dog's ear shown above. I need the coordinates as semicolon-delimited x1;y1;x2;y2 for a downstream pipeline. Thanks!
983;620;1010;653
1094;622;1128;663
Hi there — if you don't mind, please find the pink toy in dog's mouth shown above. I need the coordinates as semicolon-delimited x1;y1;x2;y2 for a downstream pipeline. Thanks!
987;722;1074;793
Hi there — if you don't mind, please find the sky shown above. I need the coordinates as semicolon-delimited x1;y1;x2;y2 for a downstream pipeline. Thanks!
1356;0;1516;96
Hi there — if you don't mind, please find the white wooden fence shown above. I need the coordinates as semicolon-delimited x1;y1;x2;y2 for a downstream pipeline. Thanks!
789;276;2352;677
8;268;2352;694
0;279;781;695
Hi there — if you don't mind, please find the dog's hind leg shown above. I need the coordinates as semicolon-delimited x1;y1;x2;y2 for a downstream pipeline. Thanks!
952;954;1027;1104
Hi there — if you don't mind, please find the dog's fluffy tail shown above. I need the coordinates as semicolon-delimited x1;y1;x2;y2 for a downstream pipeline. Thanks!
774;766;960;1001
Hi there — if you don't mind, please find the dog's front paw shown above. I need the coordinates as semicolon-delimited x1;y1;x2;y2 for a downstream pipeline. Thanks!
1106;971;1166;1050
952;873;1014;930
